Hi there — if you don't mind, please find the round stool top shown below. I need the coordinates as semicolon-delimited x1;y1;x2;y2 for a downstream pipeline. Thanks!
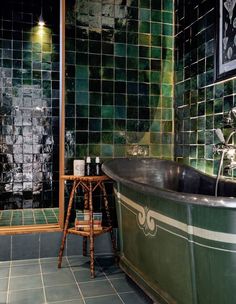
60;175;110;182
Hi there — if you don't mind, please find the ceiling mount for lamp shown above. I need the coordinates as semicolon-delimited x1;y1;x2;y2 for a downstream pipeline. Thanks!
38;0;45;27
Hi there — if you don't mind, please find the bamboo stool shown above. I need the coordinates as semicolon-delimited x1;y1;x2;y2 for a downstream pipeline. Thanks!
58;175;116;278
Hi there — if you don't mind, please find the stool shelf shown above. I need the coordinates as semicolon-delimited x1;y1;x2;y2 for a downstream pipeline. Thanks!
68;226;112;237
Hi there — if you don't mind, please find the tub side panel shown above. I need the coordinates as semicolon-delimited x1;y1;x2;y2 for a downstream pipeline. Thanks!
191;206;236;304
117;184;194;304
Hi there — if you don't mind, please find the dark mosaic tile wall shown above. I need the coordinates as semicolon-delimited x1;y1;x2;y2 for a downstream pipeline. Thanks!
64;0;174;174
174;0;236;175
0;0;60;210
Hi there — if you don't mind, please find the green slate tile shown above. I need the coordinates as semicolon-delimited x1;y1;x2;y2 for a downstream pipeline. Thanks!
8;288;45;304
45;284;81;302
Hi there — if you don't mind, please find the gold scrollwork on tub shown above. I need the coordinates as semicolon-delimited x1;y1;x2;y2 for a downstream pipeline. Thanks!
137;207;157;237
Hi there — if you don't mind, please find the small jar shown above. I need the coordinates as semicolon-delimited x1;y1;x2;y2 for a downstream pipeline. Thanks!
73;159;85;176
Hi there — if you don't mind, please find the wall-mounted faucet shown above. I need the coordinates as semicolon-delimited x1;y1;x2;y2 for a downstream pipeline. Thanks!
213;116;236;196
223;107;236;127
213;108;236;196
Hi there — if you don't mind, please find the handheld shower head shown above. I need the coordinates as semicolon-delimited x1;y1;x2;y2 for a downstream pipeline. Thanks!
215;128;225;144
224;107;236;127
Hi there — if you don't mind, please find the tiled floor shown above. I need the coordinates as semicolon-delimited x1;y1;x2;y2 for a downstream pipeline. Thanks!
0;255;154;304
0;208;59;226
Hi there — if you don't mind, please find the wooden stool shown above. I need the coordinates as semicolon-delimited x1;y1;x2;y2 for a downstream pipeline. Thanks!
58;175;116;278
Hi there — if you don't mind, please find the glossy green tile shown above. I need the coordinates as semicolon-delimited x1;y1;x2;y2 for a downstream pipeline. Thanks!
162;84;173;97
151;10;162;22
139;58;150;70
76;92;89;105
114;44;126;56
139;22;150;33
102;106;114;118
214;98;223;113
140;8;151;21
127;45;138;57
90;93;101;105
76;65;89;79
163;11;173;24
163;24;173;36
150;121;161;132
88;144;101;156
139;33;151;45
76;79;88;92
102;93;113;105
151;23;162;35
102;68;113;80
140;0;150;9
139;46;151;58
101;144;113;156
102;132;113;144
151;47;161;59
162;109;172;120
61;0;174;164
163;0;173;11
150;144;161;157
127;32;138;44
162;121;172;132
162;36;173;48
127;57;138;68
102;119;114;131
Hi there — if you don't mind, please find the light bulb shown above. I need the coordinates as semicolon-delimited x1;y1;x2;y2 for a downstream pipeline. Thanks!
38;14;45;27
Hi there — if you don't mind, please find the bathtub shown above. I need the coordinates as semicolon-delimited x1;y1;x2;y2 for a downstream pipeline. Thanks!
102;158;236;304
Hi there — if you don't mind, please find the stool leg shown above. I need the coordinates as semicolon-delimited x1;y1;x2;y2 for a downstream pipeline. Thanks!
101;182;117;259
83;191;88;256
83;237;87;256
88;182;95;278
58;181;77;268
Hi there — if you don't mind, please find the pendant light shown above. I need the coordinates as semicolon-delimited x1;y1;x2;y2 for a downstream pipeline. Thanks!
38;0;45;27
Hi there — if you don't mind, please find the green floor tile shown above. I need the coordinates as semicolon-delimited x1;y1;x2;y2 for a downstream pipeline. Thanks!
43;269;75;287
80;280;115;298
11;264;41;277
85;294;123;304
0;278;8;292
9;275;43;291
8;288;45;304
45;284;82;303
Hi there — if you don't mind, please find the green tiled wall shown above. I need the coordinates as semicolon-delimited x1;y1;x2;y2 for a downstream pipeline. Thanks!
64;0;174;172
175;0;236;176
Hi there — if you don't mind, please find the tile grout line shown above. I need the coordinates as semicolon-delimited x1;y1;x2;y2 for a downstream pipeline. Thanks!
39;258;48;304
6;235;14;302
33;208;36;225
6;259;12;304
52;208;58;221
10;210;13;227
95;256;126;304
66;255;86;304
43;209;48;224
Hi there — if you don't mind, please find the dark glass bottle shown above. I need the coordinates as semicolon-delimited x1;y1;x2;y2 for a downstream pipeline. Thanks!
95;157;101;175
85;156;91;176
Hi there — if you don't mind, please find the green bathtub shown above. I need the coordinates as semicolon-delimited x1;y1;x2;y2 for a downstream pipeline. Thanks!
102;158;236;304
